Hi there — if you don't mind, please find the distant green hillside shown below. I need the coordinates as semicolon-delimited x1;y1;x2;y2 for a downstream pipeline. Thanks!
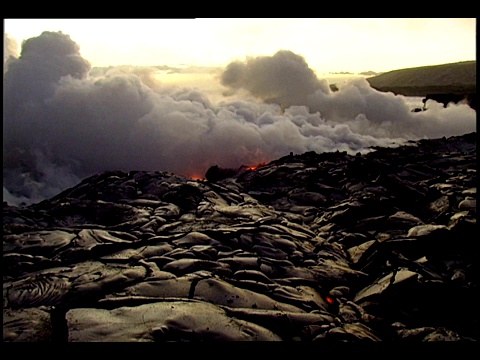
366;61;476;96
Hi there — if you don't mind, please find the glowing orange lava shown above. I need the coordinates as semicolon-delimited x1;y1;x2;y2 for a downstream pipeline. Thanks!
246;162;267;171
186;161;267;180
188;174;205;181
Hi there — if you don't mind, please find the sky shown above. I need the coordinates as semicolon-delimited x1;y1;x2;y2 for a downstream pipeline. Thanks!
2;18;477;206
3;18;477;74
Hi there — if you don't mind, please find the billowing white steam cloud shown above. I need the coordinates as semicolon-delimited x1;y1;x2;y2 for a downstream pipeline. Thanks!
3;31;476;206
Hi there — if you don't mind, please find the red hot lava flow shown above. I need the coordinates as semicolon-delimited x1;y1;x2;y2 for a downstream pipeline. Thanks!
186;162;268;181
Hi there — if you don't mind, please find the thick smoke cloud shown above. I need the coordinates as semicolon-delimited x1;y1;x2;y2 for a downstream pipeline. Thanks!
220;50;331;107
3;32;476;206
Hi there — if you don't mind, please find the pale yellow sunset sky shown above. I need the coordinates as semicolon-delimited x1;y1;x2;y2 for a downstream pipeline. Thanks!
4;18;476;75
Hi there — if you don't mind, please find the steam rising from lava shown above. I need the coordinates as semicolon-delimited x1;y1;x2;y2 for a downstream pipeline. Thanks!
3;31;476;206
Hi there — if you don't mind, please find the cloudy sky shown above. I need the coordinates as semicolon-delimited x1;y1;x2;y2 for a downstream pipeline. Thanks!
4;18;476;74
2;19;477;206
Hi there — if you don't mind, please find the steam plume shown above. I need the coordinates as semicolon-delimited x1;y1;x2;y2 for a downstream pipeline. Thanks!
3;32;476;206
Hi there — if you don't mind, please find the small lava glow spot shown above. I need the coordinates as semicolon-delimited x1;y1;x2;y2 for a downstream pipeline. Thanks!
326;296;335;305
246;162;267;171
188;174;205;181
